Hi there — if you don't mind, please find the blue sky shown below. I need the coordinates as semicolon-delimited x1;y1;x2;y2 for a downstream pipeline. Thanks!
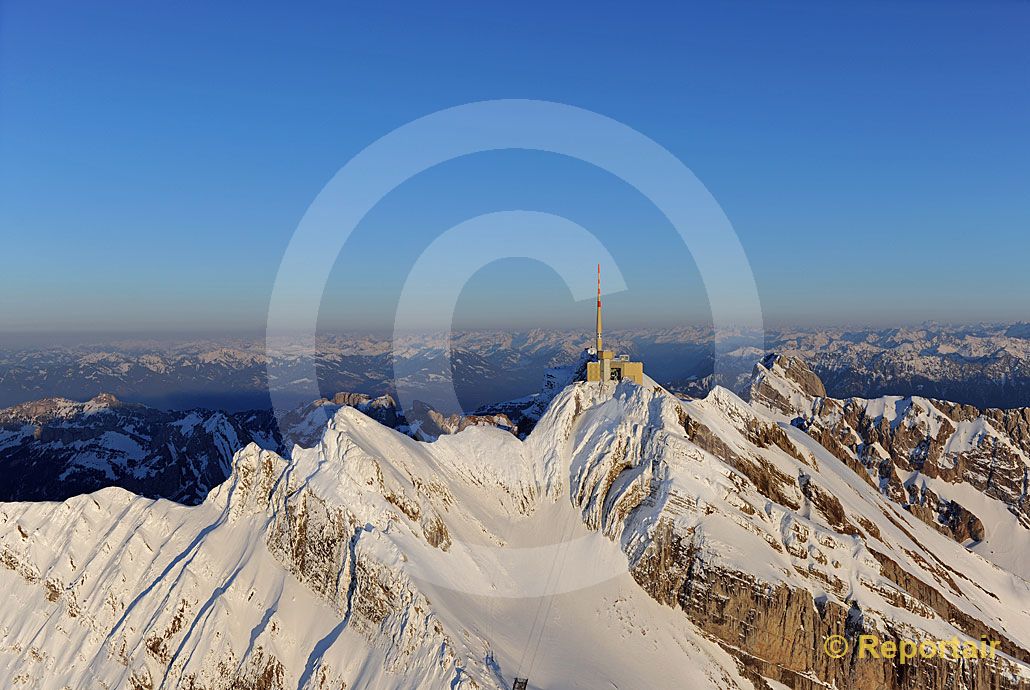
1;0;1028;334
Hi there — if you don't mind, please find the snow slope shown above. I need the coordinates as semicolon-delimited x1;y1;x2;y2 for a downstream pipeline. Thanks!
751;353;1030;578
2;375;1029;689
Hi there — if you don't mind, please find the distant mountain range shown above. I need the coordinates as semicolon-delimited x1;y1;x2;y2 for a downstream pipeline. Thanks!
3;323;1030;415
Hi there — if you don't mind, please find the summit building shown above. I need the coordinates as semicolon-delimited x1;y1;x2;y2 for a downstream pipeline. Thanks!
585;265;645;385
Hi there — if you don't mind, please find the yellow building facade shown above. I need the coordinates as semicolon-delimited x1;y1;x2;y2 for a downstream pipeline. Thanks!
586;352;644;385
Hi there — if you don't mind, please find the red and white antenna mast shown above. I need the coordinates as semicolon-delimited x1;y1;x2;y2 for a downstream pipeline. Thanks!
595;263;603;354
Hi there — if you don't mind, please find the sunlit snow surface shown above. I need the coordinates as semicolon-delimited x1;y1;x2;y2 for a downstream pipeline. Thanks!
2;378;1029;688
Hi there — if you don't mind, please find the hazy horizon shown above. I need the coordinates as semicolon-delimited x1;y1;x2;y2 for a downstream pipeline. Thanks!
2;320;1029;350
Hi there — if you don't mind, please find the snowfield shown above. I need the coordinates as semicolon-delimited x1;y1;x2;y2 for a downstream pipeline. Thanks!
2;365;1030;689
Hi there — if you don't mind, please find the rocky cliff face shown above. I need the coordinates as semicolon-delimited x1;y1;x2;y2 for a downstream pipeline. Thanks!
560;380;1030;689
1;373;1029;689
750;353;1030;575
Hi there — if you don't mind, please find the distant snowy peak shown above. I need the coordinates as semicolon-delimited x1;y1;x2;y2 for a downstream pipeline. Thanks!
0;392;131;424
0;395;280;504
7;323;1030;413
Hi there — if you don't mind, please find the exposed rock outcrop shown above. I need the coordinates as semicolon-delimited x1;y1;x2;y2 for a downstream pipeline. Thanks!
749;354;1030;550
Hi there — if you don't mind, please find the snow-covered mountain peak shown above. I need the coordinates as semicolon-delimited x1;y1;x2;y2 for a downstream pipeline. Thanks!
748;352;828;419
83;391;123;411
4;371;1030;688
215;443;291;520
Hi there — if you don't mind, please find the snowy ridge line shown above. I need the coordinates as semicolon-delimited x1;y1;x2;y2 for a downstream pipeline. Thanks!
750;352;1030;576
